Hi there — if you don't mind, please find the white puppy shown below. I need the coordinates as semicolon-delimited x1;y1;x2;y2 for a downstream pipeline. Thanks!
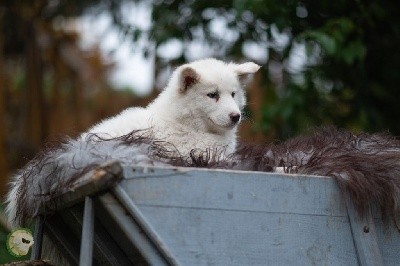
82;58;260;156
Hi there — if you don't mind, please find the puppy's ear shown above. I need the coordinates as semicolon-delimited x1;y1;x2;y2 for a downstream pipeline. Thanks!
229;62;261;85
179;66;200;93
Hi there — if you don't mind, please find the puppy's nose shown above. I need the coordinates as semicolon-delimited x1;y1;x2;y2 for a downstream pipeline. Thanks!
230;113;241;123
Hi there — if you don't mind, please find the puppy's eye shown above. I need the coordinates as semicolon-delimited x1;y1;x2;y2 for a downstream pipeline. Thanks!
207;92;219;99
231;92;236;97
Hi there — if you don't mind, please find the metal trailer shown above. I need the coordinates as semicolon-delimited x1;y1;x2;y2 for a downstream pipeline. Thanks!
30;161;400;266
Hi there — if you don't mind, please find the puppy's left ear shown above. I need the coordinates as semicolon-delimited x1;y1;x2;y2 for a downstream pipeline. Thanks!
229;62;261;85
179;66;200;93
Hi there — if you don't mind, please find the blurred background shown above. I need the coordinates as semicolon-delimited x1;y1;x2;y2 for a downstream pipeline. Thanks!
0;0;400;260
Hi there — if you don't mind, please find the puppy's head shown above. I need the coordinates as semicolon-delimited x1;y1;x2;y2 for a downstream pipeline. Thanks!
172;58;260;134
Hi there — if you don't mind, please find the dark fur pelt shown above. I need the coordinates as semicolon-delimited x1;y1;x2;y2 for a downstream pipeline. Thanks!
5;131;174;226
5;127;400;231
234;126;400;229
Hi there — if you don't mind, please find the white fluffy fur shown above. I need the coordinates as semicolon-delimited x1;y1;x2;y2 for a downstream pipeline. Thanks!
82;58;260;156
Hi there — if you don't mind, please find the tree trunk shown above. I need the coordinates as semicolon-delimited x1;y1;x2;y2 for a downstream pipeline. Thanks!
73;78;83;134
0;12;8;196
25;21;46;148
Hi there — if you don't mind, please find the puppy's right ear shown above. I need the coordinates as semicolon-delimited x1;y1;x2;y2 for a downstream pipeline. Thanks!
179;67;200;93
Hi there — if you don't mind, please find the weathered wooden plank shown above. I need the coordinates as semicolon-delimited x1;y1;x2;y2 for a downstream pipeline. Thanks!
119;166;400;265
97;192;178;265
121;166;347;217
31;216;44;260
79;197;95;266
38;165;400;265
43;216;80;265
345;193;383;266
136;205;357;266
112;184;179;265
40;161;122;214
374;217;400;266
57;205;134;265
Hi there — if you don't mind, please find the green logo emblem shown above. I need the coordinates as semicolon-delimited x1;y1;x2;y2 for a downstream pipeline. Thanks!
6;228;34;257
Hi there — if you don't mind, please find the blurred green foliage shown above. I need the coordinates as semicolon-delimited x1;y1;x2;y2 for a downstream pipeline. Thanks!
131;0;400;138
3;0;400;140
